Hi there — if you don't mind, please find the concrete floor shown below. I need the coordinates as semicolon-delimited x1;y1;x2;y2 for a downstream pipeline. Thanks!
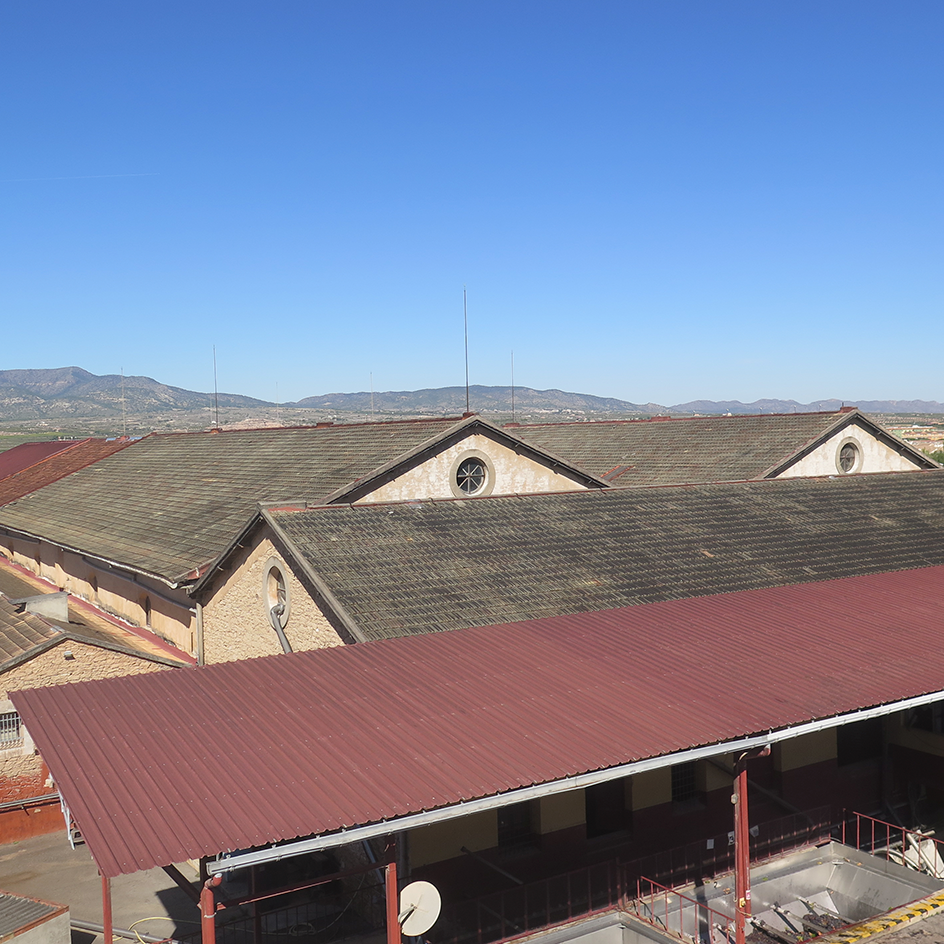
0;832;201;943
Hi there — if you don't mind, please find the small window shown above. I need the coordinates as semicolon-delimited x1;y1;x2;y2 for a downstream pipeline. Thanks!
143;597;152;629
0;712;23;750
456;458;487;495
449;451;495;499
262;558;291;629
671;762;697;804
836;438;861;474
498;801;533;849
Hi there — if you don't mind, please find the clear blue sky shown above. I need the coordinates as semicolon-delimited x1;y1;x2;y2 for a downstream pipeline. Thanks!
1;1;941;405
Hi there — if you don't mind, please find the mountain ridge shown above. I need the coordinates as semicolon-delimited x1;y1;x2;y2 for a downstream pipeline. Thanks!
0;368;941;420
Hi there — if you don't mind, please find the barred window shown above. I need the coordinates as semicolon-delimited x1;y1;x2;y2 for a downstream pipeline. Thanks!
0;711;23;749
671;761;697;803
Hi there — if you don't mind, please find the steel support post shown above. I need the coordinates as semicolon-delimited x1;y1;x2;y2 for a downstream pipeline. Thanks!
101;874;113;944
734;745;770;944
386;836;400;944
201;874;222;944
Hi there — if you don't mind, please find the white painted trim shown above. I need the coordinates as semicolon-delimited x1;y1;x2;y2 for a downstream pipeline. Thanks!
208;687;944;874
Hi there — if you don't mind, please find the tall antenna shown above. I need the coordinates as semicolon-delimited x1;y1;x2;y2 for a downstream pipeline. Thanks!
120;367;127;437
511;351;515;424
275;381;281;427
212;346;220;428
463;286;470;414
370;372;375;419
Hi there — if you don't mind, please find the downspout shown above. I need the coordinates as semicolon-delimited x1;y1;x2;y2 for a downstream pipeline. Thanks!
201;874;222;944
269;604;292;654
195;603;205;666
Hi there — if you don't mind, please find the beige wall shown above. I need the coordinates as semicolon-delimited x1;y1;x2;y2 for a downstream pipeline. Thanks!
0;540;194;654
409;810;499;868
777;422;922;478
360;433;587;504
537;791;585;834
201;533;344;665
775;730;837;772
0;641;166;789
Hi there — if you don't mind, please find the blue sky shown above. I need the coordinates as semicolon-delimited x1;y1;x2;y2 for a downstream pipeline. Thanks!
1;2;941;405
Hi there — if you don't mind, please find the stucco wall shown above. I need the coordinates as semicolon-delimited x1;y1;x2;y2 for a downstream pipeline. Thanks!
360;433;587;504
409;810;499;868
201;533;344;665
0;541;194;654
777;422;922;478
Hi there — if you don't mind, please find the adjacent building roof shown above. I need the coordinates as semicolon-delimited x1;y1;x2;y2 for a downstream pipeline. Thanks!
16;565;944;878
0;561;192;668
511;409;934;484
0;417;533;584
0;891;66;938
260;469;944;641
0;440;81;480
0;438;133;507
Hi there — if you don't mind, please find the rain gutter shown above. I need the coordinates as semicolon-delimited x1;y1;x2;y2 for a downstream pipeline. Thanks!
208;687;944;875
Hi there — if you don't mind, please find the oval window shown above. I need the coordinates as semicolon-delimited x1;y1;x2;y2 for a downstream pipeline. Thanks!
262;559;291;628
838;441;860;473
456;457;488;495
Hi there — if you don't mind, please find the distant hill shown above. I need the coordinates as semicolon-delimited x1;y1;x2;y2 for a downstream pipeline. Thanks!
0;369;940;422
671;398;944;415
0;367;268;419
291;385;665;414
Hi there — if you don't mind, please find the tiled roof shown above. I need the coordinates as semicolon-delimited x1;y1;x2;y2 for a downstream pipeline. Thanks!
0;595;60;668
15;564;944;878
267;469;944;641
0;440;80;480
0;438;133;506
511;410;926;484
0;419;473;583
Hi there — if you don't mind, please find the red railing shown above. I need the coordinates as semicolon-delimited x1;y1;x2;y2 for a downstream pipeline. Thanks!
629;877;734;944
841;810;944;878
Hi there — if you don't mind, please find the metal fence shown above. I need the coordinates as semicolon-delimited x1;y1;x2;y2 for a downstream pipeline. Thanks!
628;877;734;944
840;809;944;879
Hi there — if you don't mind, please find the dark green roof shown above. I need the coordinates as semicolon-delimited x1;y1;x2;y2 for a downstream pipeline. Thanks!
267;469;944;642
0;418;471;582
512;410;930;484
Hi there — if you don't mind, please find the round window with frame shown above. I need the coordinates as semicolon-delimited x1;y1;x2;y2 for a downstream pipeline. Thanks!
449;450;495;499
262;558;291;629
836;438;862;474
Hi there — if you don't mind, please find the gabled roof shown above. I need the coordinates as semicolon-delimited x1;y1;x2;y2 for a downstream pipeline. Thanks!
15;564;944;878
0;438;134;507
0;440;81;480
0;416;595;585
511;409;935;484
260;469;944;642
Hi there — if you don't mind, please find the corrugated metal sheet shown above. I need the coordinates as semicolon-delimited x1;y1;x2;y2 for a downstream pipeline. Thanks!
0;890;64;937
14;564;944;879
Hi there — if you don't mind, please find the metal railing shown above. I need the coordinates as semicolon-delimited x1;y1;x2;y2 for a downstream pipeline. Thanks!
629;877;734;944
841;809;944;879
432;860;623;944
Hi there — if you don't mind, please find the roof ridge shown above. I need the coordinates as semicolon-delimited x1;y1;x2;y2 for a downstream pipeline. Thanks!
513;410;848;429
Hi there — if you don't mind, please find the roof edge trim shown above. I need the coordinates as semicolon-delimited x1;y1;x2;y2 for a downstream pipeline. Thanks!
208;685;944;874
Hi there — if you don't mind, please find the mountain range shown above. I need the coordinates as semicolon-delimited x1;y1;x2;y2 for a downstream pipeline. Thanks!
0;368;941;421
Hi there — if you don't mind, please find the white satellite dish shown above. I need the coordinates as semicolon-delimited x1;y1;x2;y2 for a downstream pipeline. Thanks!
398;880;442;936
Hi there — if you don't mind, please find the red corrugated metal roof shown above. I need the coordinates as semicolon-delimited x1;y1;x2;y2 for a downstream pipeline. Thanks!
0;441;84;480
14;564;944;878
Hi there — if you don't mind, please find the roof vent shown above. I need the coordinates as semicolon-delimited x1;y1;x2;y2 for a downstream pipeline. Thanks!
839;406;857;413
316;422;333;428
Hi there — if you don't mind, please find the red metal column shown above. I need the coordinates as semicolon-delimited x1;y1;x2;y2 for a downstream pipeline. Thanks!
101;874;113;944
734;745;770;944
386;836;400;944
201;874;222;944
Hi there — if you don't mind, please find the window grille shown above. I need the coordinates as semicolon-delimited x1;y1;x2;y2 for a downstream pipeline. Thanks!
0;711;23;749
671;761;697;803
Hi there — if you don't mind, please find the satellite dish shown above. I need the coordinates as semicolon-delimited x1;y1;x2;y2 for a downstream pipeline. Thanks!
398;880;442;936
